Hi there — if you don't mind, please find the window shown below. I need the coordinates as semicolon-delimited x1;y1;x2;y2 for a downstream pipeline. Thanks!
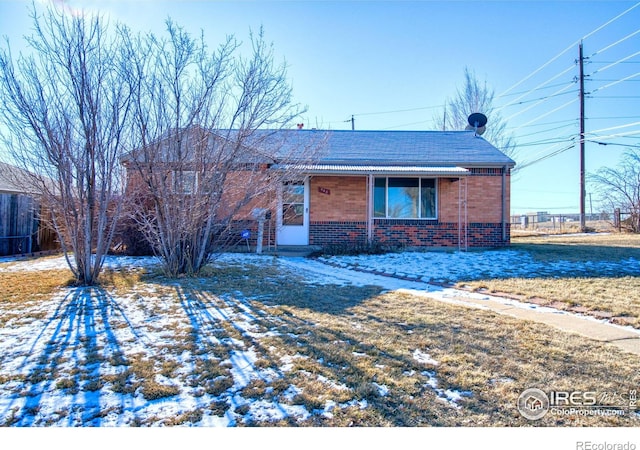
373;177;437;219
173;170;197;195
282;181;304;226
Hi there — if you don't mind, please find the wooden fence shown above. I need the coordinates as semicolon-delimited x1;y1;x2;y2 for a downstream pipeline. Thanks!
0;193;57;256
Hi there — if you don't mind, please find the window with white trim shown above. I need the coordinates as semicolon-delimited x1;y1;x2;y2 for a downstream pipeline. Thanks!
173;170;197;195
373;177;437;219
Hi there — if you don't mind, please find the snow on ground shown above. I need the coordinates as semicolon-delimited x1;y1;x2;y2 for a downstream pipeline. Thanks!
0;248;638;426
317;249;640;283
0;254;160;272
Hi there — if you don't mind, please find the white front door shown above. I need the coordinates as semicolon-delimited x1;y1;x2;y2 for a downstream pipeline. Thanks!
277;179;309;245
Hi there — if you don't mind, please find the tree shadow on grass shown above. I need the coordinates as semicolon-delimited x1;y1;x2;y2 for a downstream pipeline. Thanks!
145;265;463;426
2;286;137;426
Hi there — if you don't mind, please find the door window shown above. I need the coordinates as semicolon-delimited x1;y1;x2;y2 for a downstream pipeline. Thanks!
282;181;305;226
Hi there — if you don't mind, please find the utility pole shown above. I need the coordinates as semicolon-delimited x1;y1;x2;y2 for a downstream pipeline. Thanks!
579;41;586;232
350;115;355;130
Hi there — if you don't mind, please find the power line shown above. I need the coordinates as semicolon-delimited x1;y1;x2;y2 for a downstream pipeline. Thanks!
353;104;444;117
517;143;576;171
587;130;640;140
509;97;579;132
589;50;640;76
497;1;640;98
504;118;577;131
588;28;640;58
587;121;640;135
510;122;576;139
591;60;640;64
587;115;640;120
496;65;576;111
495;87;577;109
587;140;640;148
382;119;433;130
518;137;575;165
591;96;640;99
515;136;576;148
496;82;578;98
590;71;640;94
498;2;640;97
501;84;578;122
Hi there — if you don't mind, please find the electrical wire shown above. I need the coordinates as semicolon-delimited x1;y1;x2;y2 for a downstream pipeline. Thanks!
495;66;576;111
587;130;640;140
501;84;578;123
517;137;574;166
509;97;579;132
352;104;444;117
510;122;577;139
503;118;577;131
589;51;640;76
587;140;640;148
495;82;578;98
588;116;640;120
496;88;577;109
497;1;640;98
515;136;577;148
517;143;577;171
587;28;640;58
587;121;640;135
382;119;433;130
590;71;640;94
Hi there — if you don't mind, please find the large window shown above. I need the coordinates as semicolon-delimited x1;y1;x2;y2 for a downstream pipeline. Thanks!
374;177;436;219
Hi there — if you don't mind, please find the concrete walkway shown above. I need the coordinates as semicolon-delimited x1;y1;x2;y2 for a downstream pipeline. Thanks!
309;257;640;357
438;291;640;356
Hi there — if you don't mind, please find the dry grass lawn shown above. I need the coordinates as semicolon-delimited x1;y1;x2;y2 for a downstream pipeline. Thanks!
1;248;639;426
458;233;640;327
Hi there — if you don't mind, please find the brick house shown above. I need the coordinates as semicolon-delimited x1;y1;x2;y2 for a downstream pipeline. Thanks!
267;129;515;249
123;128;515;252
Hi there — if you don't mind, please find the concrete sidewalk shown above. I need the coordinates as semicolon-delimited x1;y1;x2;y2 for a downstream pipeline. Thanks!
310;257;640;357
435;291;640;356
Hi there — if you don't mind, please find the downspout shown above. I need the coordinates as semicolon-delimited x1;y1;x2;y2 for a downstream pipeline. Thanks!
367;174;374;243
502;166;507;244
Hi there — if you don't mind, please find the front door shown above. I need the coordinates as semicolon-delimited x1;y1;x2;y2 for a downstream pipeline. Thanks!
277;179;309;245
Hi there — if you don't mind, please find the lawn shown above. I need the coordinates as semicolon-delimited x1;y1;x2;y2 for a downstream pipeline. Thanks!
0;235;639;427
458;233;640;328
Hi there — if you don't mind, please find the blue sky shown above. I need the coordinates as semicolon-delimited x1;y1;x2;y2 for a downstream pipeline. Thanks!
1;0;639;215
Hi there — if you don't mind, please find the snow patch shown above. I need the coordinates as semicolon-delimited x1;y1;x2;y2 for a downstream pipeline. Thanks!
413;349;439;366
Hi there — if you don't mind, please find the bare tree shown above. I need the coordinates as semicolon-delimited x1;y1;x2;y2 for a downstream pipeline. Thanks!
122;23;311;276
589;148;640;232
0;5;130;285
434;67;517;160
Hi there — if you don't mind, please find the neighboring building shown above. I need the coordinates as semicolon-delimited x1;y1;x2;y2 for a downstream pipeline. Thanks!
0;162;57;256
123;128;515;252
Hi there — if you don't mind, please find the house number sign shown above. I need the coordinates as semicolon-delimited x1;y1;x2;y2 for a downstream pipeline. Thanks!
318;187;330;195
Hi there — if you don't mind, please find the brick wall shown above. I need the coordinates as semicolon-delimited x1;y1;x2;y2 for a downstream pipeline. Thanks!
310;176;367;221
373;220;509;247
309;221;367;246
439;170;510;223
306;169;511;248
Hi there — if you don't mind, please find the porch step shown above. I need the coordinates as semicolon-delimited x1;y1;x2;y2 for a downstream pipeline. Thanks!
257;245;322;257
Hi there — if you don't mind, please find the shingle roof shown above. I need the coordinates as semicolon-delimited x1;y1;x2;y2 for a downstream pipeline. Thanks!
0;162;37;194
266;129;515;168
123;127;516;169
